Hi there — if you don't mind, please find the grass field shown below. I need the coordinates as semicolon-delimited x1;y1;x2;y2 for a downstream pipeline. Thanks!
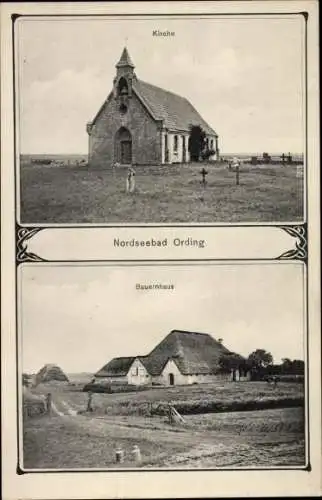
20;160;304;224
31;380;304;415
23;381;305;469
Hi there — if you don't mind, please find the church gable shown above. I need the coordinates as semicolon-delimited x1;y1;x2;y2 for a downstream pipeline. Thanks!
87;47;219;166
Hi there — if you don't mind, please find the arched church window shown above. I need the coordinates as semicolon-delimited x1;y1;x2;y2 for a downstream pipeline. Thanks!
118;77;128;97
173;135;178;153
118;77;129;114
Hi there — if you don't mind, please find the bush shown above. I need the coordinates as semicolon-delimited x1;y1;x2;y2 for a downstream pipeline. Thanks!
83;382;151;394
201;149;216;160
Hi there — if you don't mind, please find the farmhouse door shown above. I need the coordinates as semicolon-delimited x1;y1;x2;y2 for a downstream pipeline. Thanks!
121;140;132;164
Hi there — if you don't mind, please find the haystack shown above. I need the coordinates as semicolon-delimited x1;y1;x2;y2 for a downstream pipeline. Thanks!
35;363;69;384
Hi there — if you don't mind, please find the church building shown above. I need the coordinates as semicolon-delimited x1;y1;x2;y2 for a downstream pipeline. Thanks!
86;48;219;167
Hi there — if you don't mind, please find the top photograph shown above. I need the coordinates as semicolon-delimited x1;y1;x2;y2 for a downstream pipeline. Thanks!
16;15;305;225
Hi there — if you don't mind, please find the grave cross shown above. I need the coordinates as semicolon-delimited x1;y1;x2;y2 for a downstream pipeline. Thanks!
200;167;208;186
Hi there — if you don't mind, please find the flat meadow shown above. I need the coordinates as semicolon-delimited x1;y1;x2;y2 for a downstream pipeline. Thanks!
23;381;305;469
19;158;304;224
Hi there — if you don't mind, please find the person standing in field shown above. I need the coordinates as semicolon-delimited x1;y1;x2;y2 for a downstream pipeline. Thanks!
126;167;136;193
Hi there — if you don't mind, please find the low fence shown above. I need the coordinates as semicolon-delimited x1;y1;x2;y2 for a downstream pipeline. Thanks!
221;155;303;166
23;394;47;418
23;390;52;418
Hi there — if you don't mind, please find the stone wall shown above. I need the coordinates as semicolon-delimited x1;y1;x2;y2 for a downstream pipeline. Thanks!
88;91;162;166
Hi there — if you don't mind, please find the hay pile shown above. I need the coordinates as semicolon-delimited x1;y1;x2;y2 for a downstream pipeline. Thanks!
35;364;69;384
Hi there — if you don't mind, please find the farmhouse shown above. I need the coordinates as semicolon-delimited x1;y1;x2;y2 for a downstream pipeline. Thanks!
95;330;250;386
87;47;219;167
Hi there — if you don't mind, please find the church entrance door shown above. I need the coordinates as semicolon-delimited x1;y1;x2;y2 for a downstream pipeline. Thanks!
121;140;132;164
115;127;132;164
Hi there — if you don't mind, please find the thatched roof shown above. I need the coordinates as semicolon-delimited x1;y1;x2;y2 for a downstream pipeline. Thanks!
141;330;232;376
35;364;69;384
96;357;136;378
96;330;235;378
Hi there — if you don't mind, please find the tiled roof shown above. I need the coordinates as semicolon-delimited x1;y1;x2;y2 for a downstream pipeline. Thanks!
133;79;217;135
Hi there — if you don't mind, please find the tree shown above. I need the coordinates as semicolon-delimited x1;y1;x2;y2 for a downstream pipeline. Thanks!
188;125;206;162
281;358;304;374
219;352;248;375
291;359;305;374
220;353;241;372
247;349;273;370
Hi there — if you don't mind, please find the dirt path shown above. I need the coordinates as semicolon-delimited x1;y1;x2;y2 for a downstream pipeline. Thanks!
49;394;79;416
23;406;305;469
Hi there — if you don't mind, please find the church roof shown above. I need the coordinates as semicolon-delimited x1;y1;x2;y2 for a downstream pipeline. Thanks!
96;330;235;378
133;79;217;136
91;48;217;136
116;47;135;68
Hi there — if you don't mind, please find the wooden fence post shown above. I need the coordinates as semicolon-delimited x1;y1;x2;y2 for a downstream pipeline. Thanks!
115;447;124;463
87;392;93;412
46;393;52;415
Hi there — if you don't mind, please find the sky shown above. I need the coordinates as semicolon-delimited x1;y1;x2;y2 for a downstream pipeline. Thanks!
20;263;305;374
17;15;304;155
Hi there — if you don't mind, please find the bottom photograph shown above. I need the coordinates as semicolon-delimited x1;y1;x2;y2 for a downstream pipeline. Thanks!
19;262;306;470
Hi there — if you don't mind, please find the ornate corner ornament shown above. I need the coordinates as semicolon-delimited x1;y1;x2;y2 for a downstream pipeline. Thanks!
16;226;46;263
277;225;307;261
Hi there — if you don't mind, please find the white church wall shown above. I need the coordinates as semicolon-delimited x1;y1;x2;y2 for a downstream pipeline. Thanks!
167;133;191;163
161;131;166;164
183;134;190;163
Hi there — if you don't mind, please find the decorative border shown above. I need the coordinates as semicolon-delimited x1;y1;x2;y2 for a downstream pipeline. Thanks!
16;226;46;263
278;225;307;262
16;224;308;263
11;10;310;477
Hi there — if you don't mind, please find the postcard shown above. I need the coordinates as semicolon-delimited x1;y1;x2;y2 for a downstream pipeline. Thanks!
1;1;320;499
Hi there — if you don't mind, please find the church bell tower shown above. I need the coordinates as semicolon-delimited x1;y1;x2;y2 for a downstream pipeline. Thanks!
113;47;136;112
